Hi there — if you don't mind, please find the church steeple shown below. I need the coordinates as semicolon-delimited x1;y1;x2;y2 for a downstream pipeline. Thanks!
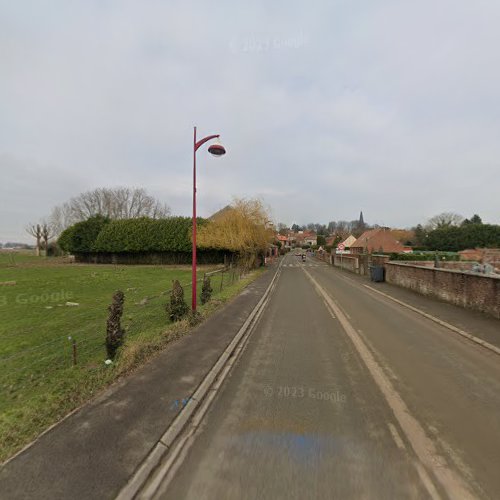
359;211;364;226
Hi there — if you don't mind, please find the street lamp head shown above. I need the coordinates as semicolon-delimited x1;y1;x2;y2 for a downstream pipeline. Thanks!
208;143;226;157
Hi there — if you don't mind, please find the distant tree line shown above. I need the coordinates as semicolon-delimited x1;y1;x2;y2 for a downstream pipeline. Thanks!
277;211;499;252
278;217;369;239
49;187;170;234
0;242;33;249
412;213;500;251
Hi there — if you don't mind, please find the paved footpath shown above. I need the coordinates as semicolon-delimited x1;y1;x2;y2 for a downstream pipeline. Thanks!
0;265;277;500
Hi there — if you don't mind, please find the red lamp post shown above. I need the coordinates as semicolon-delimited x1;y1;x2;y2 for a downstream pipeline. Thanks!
192;126;226;312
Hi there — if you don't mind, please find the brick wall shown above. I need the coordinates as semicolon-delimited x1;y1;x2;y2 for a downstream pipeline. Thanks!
385;262;500;319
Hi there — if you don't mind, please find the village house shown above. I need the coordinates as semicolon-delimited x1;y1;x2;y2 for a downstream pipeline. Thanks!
276;234;289;248
294;230;317;247
336;234;357;253
350;228;411;254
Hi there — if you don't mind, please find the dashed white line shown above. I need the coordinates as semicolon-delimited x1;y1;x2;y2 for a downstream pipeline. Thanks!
388;422;406;450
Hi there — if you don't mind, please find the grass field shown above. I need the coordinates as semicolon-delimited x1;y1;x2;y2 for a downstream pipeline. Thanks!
0;252;262;463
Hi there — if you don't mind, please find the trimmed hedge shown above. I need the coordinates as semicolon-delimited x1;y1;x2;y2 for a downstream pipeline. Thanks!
59;216;212;255
58;215;110;253
73;250;230;265
58;216;240;265
93;217;200;253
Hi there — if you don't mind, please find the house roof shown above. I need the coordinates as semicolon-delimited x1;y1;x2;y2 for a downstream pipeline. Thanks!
351;228;406;253
295;231;317;242
208;205;233;221
341;235;356;247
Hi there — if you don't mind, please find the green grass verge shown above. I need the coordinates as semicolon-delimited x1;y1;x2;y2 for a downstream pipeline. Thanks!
0;252;265;463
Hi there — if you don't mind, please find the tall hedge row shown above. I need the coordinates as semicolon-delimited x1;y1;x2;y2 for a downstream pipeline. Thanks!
58;216;209;254
58;215;110;253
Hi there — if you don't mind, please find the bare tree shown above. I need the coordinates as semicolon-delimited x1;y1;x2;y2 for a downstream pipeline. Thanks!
49;187;171;235
49;203;78;235
26;223;42;256
277;223;289;236
328;220;353;239
427;212;464;230
41;222;56;256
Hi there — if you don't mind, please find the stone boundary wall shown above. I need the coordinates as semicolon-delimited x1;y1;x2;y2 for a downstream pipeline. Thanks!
385;262;500;319
333;254;358;272
394;260;476;272
331;253;375;276
371;255;391;267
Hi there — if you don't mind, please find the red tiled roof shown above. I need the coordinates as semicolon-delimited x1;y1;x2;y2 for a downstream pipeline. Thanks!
351;228;406;253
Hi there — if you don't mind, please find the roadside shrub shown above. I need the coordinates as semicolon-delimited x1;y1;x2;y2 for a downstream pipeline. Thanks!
46;241;64;257
200;276;213;305
106;290;125;360
167;280;189;322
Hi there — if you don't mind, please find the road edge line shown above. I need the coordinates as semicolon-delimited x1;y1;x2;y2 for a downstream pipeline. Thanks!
115;261;282;500
363;284;500;357
303;268;475;500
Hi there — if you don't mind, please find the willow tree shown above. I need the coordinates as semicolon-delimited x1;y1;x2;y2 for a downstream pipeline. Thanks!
198;198;274;269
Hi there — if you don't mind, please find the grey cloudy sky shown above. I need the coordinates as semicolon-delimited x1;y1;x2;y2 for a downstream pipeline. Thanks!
1;0;499;242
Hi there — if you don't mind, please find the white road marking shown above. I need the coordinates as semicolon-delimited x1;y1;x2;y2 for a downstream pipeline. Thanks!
303;268;475;500
388;422;406;450
363;284;500;357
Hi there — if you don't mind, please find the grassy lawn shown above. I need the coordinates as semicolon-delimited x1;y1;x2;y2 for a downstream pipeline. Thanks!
0;252;263;463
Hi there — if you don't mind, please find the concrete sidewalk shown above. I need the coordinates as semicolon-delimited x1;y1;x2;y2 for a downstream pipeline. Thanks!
0;265;277;500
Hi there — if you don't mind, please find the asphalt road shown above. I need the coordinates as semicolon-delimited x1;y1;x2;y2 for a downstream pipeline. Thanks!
150;253;500;500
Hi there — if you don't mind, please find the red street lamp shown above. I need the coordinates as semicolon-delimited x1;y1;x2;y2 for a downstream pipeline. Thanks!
192;126;226;312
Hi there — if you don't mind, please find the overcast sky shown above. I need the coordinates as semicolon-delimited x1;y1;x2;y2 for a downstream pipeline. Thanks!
1;0;499;242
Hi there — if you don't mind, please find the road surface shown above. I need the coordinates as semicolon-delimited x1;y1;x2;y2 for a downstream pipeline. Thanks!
146;253;500;499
